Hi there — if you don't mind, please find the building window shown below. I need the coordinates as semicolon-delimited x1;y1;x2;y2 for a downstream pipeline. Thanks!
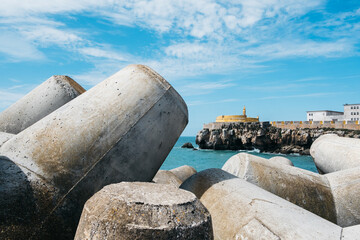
351;106;353;109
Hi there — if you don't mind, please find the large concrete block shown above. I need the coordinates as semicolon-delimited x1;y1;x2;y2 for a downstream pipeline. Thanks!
169;165;197;182
310;134;360;173
181;169;342;240
0;65;188;239
74;182;213;239
222;153;336;223
0;75;85;134
152;170;183;187
326;167;360;227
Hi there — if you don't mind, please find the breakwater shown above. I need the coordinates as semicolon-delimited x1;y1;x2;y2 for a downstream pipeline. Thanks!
196;122;360;154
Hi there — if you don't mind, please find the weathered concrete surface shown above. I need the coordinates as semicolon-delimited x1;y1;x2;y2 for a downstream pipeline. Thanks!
75;182;213;240
0;64;188;239
153;170;183;187
181;169;342;240
0;75;85;134
169;165;197;183
222;153;336;223
0;132;14;147
269;156;294;166
342;224;360;240
311;134;360;174
326;167;360;227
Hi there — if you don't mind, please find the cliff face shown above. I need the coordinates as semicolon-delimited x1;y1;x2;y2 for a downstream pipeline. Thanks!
196;122;360;155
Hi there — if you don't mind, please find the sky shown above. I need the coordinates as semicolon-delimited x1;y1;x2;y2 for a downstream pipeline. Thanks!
0;0;360;136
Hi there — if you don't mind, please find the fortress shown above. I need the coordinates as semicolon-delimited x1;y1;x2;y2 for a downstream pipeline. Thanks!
215;106;259;123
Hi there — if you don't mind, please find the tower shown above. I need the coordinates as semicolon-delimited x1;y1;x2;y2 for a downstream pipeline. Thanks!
243;106;246;117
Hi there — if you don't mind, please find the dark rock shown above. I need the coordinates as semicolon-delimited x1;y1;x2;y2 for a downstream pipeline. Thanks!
196;122;360;155
182;142;194;148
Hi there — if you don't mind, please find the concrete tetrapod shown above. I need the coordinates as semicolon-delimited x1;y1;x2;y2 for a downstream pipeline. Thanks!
169;165;197;182
310;134;360;174
222;153;336;223
75;182;213;240
0;65;188;239
153;170;183;187
0;75;85;134
222;152;360;227
153;165;197;187
180;169;343;240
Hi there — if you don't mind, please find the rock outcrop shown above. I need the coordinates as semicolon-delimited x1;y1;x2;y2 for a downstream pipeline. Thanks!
196;122;360;154
181;142;194;148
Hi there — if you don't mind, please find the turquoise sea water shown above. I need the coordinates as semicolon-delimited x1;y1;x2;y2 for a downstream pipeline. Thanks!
161;136;318;173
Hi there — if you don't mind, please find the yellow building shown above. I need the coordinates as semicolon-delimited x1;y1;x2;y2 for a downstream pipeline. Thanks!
215;106;259;123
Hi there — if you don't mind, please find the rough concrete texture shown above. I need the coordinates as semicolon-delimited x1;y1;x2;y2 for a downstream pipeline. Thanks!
222;153;336;223
153;170;183;187
0;64;188;239
181;169;343;240
75;182;213;240
0;132;14;147
269;156;294;166
169;165;197;183
0;75;85;134
342;224;360;240
326;167;360;227
311;134;360;173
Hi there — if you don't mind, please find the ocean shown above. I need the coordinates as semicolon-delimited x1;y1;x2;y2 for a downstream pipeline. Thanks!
161;136;318;173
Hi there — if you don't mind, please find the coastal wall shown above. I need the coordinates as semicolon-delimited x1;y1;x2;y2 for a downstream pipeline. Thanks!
271;120;360;130
196;122;360;154
203;120;360;131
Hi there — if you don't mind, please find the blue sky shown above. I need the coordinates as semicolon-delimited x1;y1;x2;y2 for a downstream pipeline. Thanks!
0;0;359;136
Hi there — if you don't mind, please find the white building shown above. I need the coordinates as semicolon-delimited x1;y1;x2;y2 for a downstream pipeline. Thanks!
344;104;360;121
307;104;360;122
306;110;344;122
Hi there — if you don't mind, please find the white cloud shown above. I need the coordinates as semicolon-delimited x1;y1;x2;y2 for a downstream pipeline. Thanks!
0;32;45;61
177;80;236;96
20;26;82;46
78;47;128;61
242;39;355;59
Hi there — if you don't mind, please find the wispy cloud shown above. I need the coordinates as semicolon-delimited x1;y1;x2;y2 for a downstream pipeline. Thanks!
0;31;45;61
0;0;359;84
255;92;342;100
188;98;238;106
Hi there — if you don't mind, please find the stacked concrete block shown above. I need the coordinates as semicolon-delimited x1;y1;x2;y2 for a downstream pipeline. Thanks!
181;169;343;240
311;134;360;173
153;165;197;187
75;182;213;239
153;170;183;186
0;75;85;134
169;165;197;182
222;153;336;223
0;65;188;239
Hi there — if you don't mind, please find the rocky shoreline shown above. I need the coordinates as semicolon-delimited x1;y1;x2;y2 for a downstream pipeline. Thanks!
196;122;360;155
